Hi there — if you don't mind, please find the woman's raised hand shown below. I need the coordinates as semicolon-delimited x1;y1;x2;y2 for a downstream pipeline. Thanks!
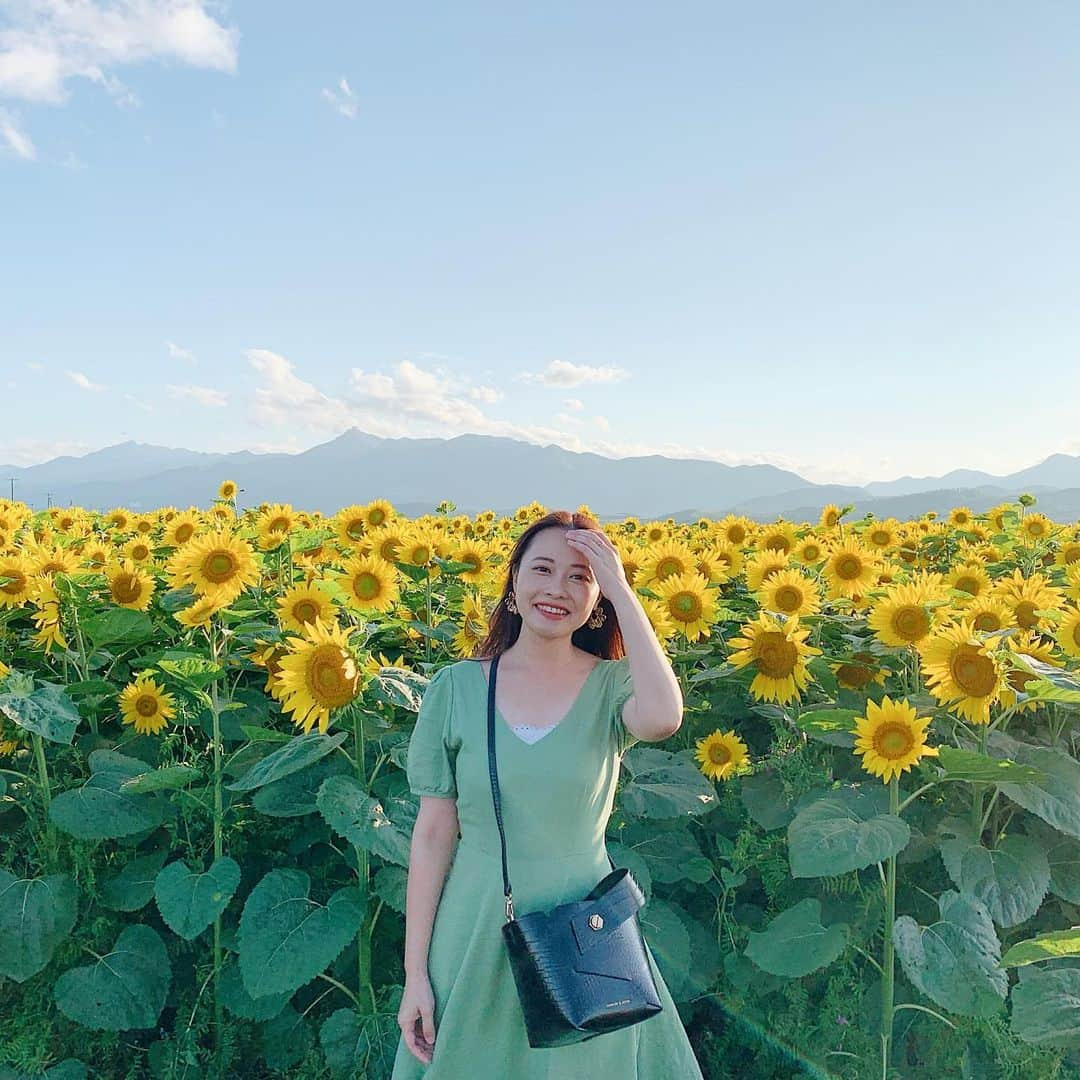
398;973;438;1065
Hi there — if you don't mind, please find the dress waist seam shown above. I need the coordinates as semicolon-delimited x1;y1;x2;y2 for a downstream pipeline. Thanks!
456;836;606;862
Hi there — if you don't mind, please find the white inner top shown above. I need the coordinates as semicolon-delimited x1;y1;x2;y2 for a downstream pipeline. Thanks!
510;723;556;745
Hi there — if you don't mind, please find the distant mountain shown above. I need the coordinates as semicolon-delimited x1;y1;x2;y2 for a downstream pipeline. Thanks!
5;429;1079;523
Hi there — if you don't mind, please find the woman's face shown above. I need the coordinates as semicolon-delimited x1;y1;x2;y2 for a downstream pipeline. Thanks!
512;527;602;637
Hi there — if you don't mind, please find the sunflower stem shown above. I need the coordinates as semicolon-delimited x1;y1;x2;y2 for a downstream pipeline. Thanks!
971;724;988;840
881;775;899;1080
32;732;57;871
351;705;376;1014
209;618;225;1062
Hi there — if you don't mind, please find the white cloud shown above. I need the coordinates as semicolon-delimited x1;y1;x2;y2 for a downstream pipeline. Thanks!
166;383;227;407
0;436;95;467
0;1;239;105
593;415;610;432
468;385;502;404
0;106;35;159
246;348;355;431
123;391;153;411
563;397;584;411
165;340;196;363
519;359;630;388
321;75;357;119
66;369;103;391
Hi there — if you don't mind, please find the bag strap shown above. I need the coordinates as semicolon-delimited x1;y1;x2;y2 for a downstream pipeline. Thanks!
485;652;615;925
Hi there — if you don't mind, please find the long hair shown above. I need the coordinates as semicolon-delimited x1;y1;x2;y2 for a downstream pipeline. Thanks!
471;510;626;661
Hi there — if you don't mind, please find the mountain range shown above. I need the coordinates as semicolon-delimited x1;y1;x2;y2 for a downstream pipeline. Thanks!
4;430;1079;524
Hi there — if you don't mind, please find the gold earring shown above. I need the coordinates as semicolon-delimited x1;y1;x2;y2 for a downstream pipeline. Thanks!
587;604;606;629
504;592;518;614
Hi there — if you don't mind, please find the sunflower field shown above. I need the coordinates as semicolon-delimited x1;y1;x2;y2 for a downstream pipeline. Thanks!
1;489;1079;1079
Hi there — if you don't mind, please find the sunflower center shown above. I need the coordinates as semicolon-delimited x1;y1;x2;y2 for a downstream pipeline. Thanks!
871;530;890;546
774;586;804;612
352;572;380;601
836;662;874;689
132;544;149;560
1062;545;1080;564
802;545;821;561
670;591;702;621
657;557;683;579
873;722;914;760
835;555;863;580
1;570;26;595
1014;601;1038;629
306;645;360;707
1027;521;1045;537
204;552;238;582
709;744;732;765
727;525;746;544
973;611;1002;632
955;576;981;596
294;601;320;624
269;517;290;533
369;509;386;527
754;632;798;678
764;536;790;553
346;519;365;540
135;694;159;718
950;645;998;697
892;606;930;642
113;575;142;603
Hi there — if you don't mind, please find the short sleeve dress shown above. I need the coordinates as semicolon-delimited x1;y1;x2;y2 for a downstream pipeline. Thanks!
392;656;705;1079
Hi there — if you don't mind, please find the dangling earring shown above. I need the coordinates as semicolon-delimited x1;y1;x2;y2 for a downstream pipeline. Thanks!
504;592;518;614
587;604;606;629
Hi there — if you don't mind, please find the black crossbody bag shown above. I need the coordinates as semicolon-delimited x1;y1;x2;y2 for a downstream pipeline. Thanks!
485;652;663;1048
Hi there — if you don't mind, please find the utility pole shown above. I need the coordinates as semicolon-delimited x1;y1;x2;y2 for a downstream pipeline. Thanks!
6;478;13;501
47;492;53;508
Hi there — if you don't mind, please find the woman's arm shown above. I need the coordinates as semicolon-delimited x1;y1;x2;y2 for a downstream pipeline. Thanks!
404;797;459;979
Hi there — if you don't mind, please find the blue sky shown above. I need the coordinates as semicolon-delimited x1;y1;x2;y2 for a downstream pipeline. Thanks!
3;1;1080;486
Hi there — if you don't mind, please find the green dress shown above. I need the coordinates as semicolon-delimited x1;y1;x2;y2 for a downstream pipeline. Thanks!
392;656;706;1079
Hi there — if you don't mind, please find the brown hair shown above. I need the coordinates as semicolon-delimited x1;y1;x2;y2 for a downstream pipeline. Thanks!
471;511;626;661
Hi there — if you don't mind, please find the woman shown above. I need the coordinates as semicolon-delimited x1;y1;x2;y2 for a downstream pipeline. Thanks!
392;510;706;1078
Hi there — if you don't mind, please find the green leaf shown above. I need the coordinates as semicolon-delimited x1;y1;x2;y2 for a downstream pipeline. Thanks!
54;924;171;1031
225;731;348;792
372;865;407;915
240;726;291;743
0;872;78;982
260;1004;313;1071
155;857;241;941
991;733;1080;840
1025;819;1080;904
320;1007;402;1079
0;681;80;744
100;851;168;912
1002;928;1080;968
237;869;362;998
0;1062;87;1080
364;667;429;710
219;958;291;1021
316;774;412;867
937;746;1043;784
892;891;1007;1017
156;657;223;689
1022;680;1080;704
740;771;795;831
120;765;203;794
787;785;910;878
49;750;168;840
613;747;719;818
938;824;1050;928
1010;968;1080;1048
252;755;350;818
745;898;848;978
794;708;860;748
81;609;154;649
638;896;693;989
615;822;711;885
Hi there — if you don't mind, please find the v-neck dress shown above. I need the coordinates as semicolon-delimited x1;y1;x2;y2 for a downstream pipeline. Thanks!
392;656;705;1079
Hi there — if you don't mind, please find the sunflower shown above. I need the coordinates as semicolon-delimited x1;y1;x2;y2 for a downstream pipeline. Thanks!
831;651;889;691
853;696;938;783
991;569;1064;632
174;593;231;629
757;522;798;555
28;577;68;653
822;539;879;600
1019;512;1053;544
218;479;239;501
1053;536;1080;569
708;541;745;579
945;562;991;602
334;553;401;614
27;544;80;578
716;515;751;547
333;505;370;548
119;675;176;735
167;530;261;603
249;640;289;694
361;499;395;532
0;554;34;609
637;540;699;587
1000;630;1062;713
447;540;492;585
818;504;843;530
105;508;132;532
256;504;296;552
277;581;336;635
947;507;974;529
744;549;790;592
863;519;900;551
727;613;822;704
650;571;719;642
792;534;826;567
162;511;202;549
958;595;1015;634
272;617;363;734
1067;564;1080;604
363;525;407;565
694;729;750;781
759;568;821;619
1054;606;1080;660
396;526;442;575
867;584;938;648
917;620;1008;725
103;559;155;612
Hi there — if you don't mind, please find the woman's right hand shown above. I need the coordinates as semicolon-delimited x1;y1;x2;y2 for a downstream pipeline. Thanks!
398;973;438;1065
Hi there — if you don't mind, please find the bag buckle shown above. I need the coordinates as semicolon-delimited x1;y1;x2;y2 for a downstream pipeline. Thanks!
505;891;515;921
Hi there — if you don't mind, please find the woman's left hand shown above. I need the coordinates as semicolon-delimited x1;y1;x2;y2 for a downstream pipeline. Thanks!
565;529;631;602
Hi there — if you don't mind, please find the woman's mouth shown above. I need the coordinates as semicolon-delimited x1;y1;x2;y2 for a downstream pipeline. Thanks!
535;604;569;620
